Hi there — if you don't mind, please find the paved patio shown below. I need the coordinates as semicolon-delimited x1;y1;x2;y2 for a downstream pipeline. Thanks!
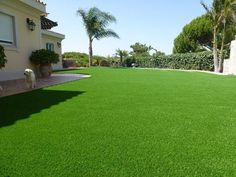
0;73;91;97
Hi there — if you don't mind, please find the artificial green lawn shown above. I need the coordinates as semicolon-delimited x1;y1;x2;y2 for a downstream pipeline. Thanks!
1;68;236;176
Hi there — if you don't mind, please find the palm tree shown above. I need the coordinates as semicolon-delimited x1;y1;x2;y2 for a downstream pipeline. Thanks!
116;49;129;66
201;0;236;72
77;7;120;67
201;0;224;72
218;0;236;72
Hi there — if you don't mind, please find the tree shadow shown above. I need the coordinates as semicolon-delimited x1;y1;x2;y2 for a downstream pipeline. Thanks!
0;89;84;128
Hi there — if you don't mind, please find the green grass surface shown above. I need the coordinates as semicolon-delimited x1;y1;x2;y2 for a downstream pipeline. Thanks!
1;68;236;177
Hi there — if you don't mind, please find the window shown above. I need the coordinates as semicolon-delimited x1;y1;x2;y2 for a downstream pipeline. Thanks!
0;12;15;46
46;43;54;51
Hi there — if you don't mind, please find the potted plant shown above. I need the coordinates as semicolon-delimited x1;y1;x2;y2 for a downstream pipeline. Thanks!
30;49;59;77
0;45;7;69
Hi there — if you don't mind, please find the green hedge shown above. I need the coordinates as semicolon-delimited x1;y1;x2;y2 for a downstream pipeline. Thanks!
154;51;214;71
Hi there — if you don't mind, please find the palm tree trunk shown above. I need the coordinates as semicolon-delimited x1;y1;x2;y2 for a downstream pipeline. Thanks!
218;20;226;73
89;38;93;67
120;56;123;66
213;26;219;72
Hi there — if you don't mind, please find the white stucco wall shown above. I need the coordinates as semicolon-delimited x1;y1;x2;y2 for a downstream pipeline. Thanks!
224;38;236;75
0;0;65;81
41;30;65;70
0;0;45;81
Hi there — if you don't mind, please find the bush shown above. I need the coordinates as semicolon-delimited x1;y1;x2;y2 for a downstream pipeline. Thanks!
30;49;59;65
0;45;7;69
154;51;214;71
99;60;110;67
63;52;88;67
93;55;108;66
63;52;112;67
124;57;136;67
62;59;77;68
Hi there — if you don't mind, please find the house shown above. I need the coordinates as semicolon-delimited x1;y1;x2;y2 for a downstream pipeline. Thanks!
0;0;65;81
224;36;236;75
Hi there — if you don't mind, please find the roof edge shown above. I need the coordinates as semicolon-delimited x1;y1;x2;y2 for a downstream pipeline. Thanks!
41;30;65;40
19;0;46;13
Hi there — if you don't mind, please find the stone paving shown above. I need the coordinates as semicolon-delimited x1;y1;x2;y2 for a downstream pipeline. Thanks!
0;74;91;97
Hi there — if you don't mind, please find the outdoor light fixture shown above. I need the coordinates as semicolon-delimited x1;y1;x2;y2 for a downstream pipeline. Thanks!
26;18;36;31
57;42;61;48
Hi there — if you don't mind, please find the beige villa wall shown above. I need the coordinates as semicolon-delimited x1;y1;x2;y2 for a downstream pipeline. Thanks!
41;33;64;70
0;0;44;81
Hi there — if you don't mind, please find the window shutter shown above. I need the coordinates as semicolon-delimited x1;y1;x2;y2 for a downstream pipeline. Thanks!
0;13;14;44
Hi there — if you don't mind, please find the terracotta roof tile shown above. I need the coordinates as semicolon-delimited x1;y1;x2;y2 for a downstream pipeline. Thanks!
35;0;46;5
41;16;58;30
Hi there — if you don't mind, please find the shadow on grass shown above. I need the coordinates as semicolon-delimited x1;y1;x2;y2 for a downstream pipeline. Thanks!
0;89;84;128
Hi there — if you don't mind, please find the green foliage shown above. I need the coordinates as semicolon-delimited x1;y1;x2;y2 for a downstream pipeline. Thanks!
173;15;213;53
201;0;236;72
62;52;88;60
154;51;214;71
30;49;59;65
124;56;136;67
127;42;152;66
63;52;88;67
93;55;108;66
124;42;166;68
77;7;119;66
63;52;111;67
0;45;7;69
153;51;165;57
116;49;129;66
77;7;119;40
130;42;150;56
99;60;110;67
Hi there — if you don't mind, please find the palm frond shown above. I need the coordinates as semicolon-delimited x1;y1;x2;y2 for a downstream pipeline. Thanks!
77;9;87;21
78;7;119;41
95;29;120;40
201;1;211;13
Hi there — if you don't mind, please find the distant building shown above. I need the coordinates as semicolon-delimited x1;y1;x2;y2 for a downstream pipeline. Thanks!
0;0;65;81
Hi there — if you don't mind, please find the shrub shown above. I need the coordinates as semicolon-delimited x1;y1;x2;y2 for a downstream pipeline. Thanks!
124;57;136;67
93;55;108;66
154;51;214;71
63;52;111;67
63;52;88;67
62;59;77;68
30;49;59;65
0;45;7;69
99;60;110;67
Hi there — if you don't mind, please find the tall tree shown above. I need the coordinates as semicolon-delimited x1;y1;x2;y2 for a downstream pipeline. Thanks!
173;15;213;54
201;0;224;72
77;7;119;67
116;49;129;66
130;42;150;56
201;0;236;72
218;0;236;72
129;42;152;67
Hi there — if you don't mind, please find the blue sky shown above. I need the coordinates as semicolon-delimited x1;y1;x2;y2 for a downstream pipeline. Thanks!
43;0;213;56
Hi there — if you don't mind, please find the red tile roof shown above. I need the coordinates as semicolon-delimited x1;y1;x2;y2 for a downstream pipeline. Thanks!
41;16;58;29
36;0;46;5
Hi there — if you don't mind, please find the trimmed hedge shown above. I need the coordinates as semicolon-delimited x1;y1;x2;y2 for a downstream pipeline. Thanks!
133;51;214;71
154;51;214;71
